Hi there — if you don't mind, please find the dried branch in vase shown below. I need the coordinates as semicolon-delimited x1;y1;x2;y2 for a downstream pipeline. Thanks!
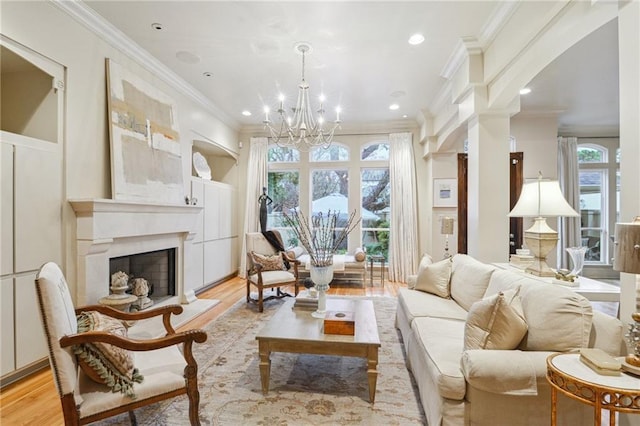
282;208;361;267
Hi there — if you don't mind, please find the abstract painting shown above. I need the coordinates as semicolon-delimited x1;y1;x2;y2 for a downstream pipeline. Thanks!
106;59;184;204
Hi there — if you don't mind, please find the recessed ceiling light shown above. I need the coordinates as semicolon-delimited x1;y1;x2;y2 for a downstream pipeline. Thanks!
408;33;425;45
151;23;163;31
519;87;532;95
389;104;400;111
402;114;408;119
203;72;213;77
242;110;252;117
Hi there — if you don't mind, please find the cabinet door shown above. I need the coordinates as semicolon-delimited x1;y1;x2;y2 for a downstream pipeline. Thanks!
218;186;232;239
203;183;220;241
14;143;62;272
1;277;15;375
1;142;14;275
15;272;47;368
203;239;232;284
190;178;204;243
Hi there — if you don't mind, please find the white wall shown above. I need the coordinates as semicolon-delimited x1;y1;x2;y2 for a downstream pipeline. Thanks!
1;1;238;299
510;114;560;265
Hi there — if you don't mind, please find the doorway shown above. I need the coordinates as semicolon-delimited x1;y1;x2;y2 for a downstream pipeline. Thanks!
457;152;524;254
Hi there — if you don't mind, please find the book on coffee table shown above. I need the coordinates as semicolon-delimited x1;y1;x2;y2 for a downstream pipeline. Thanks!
294;290;318;309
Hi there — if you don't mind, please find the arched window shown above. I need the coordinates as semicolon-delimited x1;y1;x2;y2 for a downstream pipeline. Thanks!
361;142;390;160
310;143;349;162
267;145;300;163
577;145;606;163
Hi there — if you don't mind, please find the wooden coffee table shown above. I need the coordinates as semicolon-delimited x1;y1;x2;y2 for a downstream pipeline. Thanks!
255;297;381;403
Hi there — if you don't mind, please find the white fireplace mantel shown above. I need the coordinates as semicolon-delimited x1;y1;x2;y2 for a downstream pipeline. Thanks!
69;198;202;241
69;198;203;305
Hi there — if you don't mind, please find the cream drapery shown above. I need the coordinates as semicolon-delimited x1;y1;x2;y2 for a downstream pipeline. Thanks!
388;132;419;282
239;137;268;278
557;136;581;269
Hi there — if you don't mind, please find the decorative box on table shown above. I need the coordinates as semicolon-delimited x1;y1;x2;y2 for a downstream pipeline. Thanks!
323;311;355;335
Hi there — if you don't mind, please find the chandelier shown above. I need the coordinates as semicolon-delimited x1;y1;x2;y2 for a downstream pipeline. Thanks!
263;42;341;151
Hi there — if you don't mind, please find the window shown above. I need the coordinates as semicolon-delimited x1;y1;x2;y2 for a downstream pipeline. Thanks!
361;168;390;257
266;137;390;256
311;169;349;252
577;140;619;265
267;147;300;247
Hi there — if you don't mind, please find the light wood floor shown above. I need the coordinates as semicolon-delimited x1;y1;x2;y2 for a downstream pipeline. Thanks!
0;276;403;425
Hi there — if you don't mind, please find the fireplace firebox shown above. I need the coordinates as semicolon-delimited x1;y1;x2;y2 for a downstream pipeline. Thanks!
109;248;176;304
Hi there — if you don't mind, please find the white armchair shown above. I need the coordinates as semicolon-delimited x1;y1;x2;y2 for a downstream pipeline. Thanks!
34;262;207;425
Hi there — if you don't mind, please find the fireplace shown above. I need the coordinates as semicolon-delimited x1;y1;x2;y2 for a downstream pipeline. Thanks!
109;248;176;304
69;199;202;305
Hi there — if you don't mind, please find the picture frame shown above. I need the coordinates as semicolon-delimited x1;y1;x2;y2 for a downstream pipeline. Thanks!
433;178;457;208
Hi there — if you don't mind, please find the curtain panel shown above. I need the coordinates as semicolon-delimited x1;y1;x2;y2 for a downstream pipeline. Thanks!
557;136;581;269
388;132;419;282
240;137;268;277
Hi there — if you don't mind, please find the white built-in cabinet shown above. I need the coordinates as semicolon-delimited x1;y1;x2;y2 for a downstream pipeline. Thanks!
1;36;64;381
191;177;239;289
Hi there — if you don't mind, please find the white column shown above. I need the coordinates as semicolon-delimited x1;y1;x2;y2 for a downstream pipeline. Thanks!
618;0;640;337
466;114;511;262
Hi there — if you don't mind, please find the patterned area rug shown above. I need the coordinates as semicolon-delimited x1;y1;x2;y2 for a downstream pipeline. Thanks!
106;296;426;425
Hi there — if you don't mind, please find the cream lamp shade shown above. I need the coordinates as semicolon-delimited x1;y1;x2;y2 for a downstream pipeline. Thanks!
613;217;640;274
508;174;579;277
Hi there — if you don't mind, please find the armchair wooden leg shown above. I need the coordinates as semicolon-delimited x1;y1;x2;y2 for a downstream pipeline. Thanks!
246;280;251;303
184;345;202;426
258;289;264;312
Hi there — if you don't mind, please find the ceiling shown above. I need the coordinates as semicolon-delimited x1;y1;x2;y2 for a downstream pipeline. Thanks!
85;1;619;134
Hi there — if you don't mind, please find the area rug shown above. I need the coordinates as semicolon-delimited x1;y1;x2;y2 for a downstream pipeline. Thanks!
105;296;426;425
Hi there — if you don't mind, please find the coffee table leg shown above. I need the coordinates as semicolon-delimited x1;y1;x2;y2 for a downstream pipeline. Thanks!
258;341;271;395
367;346;379;403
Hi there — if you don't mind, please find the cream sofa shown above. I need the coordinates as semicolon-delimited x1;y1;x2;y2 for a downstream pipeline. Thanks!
396;254;625;426
286;246;367;286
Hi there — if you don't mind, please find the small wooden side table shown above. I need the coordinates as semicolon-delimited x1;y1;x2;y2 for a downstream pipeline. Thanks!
546;353;640;426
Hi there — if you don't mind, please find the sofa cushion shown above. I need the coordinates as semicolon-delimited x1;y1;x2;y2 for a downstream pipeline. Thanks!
484;269;530;297
450;254;497;311
464;288;528;350
414;258;452;298
518;282;593;351
397;288;469;324
411;316;467;400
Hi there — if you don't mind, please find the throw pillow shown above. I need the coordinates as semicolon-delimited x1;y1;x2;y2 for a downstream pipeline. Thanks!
354;248;366;262
74;311;143;398
414;257;452;298
251;251;285;271
464;288;528;350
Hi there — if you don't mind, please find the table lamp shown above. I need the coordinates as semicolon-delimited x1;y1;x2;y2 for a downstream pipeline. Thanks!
612;217;640;368
508;172;579;277
441;217;454;259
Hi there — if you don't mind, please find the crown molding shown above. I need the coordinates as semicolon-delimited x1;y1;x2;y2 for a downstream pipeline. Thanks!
478;1;520;46
50;0;239;131
440;2;517;80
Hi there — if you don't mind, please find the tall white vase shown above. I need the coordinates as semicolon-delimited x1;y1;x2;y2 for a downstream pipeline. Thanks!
566;246;587;276
310;264;333;318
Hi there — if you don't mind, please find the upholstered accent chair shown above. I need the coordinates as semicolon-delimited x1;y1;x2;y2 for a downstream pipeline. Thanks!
245;231;300;312
34;262;207;425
